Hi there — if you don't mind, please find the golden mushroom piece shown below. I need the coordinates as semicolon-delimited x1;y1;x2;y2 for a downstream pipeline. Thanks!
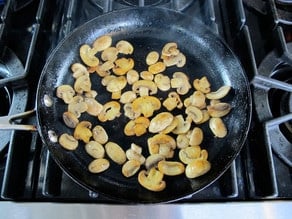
73;121;92;143
170;72;191;95
148;112;174;133
138;168;166;192
93;35;112;52
147;133;176;158
146;51;159;65
131;96;161;118
132;80;158;97
79;44;99;67
116;40;134;54
113;57;135;75
124;116;150;136
59;133;79;150
98;101;121;122
56;85;75;104
92;125;108;144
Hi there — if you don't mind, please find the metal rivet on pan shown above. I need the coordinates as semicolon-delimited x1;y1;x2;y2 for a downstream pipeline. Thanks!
48;130;58;143
43;94;53;107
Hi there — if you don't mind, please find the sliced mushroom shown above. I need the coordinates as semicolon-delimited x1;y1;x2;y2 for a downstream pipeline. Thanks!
176;134;189;149
148;112;174;133
185;159;211;179
126;69;139;85
163;91;183;111
123;103;141;120
68;96;88;118
126;144;145;165
172;115;191;134
56;85;75;104
193;76;211;93
162;52;186;68
147;133;176;158
113;58;135;76
140;71;154;81
124;116;150;136
162;42;179;57
74;74;92;94
98;101;121;122
85;140;105;159
101;47;118;62
157;160;185;176
207;102;231;118
154;74;171;91
106;76;127;99
170;72;191;95
206;85;231;100
80;44;99;67
59;133;78;150
63;111;79;128
92;125;108;144
120;91;137;104
209;117;227;138
148;62;166;75
132;80;158;97
138;168;166;192
88;158;110;173
84;97;103;116
146;51;159;65
188;127;204;146
105;141;127;165
145;154;165;170
93;35;112;52
131;96;161;118
178;145;202;164
185;105;204;124
186;90;206;109
71;63;89;78
122;160;141;177
116;40;134;54
73;121;92;143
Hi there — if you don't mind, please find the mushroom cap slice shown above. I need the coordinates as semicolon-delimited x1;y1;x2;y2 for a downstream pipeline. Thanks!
106;76;127;93
131;96;161;118
116;40;134;54
80;44;99;67
59;133;78;150
149;112;174;133
138;168;166;192
92;125;108;144
132;80;158;97
170;72;191;95
93;35;112;52
56;85;75;104
73;121;92;143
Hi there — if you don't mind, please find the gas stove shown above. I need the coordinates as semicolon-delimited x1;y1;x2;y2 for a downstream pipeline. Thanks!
0;0;291;207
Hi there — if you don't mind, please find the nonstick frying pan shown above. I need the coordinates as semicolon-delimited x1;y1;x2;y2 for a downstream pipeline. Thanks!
1;7;252;203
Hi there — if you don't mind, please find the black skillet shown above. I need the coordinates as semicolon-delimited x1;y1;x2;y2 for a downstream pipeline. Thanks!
5;7;252;203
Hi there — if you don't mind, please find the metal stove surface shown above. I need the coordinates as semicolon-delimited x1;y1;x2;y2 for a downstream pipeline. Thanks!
0;0;291;206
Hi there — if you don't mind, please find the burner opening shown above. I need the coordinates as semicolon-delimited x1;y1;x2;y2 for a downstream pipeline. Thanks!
0;85;11;116
269;66;292;141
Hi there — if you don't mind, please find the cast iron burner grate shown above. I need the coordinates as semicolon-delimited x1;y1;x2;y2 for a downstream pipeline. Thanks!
252;42;292;167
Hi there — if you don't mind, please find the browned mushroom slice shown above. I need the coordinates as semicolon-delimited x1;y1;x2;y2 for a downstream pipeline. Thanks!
116;40;134;54
93;35;112;52
73;121;92;143
138;168;166;192
170;72;191;95
80;44;99;67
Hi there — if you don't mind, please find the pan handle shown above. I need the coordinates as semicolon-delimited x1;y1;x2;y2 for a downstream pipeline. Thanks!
0;109;37;131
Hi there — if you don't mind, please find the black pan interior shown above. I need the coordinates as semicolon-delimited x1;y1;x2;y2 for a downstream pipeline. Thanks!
36;7;252;203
